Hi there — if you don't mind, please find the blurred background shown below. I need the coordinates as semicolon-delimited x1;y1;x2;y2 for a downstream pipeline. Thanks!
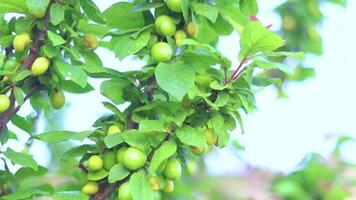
2;0;356;199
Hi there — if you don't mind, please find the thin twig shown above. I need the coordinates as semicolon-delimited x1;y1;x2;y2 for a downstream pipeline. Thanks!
226;56;249;84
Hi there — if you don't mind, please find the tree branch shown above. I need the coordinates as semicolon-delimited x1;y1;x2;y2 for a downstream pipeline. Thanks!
0;3;52;134
91;77;161;200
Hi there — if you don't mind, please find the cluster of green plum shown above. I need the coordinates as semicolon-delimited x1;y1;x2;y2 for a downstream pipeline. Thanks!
150;0;198;63
0;32;101;113
81;125;183;200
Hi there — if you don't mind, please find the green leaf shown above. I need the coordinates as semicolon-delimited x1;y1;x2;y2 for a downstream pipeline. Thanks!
108;164;130;183
50;3;65;25
12;70;31;82
254;60;293;74
240;0;258;16
81;0;105;24
4;148;38;170
43;45;60;58
11;114;34;133
26;0;49;18
104;133;124;149
131;2;165;12
130;170;155;200
155;62;195;101
210;112;227;137
13;87;24;105
112;31;150;60
100;78;131;104
122;130;151;152
239;22;285;59
191;3;218;23
15;17;33;34
139;120;165;133
266;51;305;60
47;31;66;46
176;126;206;148
87;169;109;181
54;61;88;88
0;0;28;14
61;145;98;165
181;0;190;22
33;130;93;143
252;76;282;87
149;141;177;174
1;189;50;200
103;2;145;30
52;191;89;200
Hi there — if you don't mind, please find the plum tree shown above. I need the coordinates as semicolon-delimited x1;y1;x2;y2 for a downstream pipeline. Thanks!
0;1;302;200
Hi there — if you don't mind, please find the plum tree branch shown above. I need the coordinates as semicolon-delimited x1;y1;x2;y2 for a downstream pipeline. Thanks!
91;77;161;200
0;3;52;134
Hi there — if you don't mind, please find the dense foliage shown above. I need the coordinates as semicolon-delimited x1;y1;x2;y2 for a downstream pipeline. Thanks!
0;0;303;199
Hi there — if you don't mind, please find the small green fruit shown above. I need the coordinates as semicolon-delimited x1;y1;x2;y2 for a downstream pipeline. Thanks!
149;177;160;191
123;147;147;170
166;0;182;12
88;155;104;171
103;151;117;170
13;33;31;52
107;125;121;135
84;34;98;50
174;30;186;46
116;147;128;164
31;57;49;76
163;159;182;181
0;95;10;112
204;129;217;145
282;15;297;31
155;15;176;36
50;90;65;109
190;143;208;155
187;159;198;175
82;181;99;195
151;42;173;62
187;22;198;37
118;181;133;200
163;180;174;193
